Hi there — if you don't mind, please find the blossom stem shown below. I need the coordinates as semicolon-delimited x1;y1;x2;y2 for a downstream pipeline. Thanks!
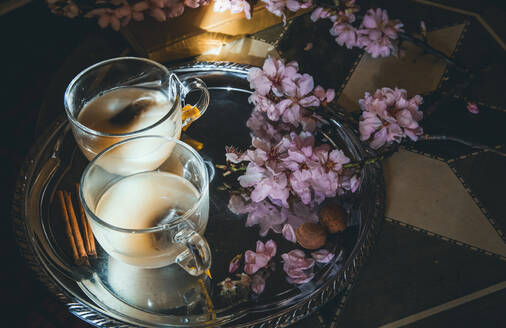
343;135;504;169
422;134;505;156
231;166;247;172
343;155;385;169
397;32;473;77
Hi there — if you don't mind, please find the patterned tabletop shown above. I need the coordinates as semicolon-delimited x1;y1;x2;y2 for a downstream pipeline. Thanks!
2;0;505;327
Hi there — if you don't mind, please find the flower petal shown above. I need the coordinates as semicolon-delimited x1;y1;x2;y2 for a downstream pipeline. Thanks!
282;224;296;242
311;249;334;263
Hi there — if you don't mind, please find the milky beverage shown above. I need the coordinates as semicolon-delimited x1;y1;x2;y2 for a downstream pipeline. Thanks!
92;171;209;268
76;87;182;169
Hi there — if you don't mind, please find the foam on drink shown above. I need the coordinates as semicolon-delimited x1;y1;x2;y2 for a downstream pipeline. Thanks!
75;87;182;163
78;87;173;134
92;171;208;268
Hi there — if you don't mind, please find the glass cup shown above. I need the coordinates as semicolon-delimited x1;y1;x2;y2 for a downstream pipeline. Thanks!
79;135;211;276
64;57;209;161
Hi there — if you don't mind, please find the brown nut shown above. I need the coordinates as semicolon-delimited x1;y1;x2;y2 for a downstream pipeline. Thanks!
319;204;348;234
295;223;327;250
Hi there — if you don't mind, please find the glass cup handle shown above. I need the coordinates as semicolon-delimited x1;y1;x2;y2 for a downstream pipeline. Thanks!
174;228;212;276
177;75;210;127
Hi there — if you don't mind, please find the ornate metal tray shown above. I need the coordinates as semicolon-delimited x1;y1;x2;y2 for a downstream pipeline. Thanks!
12;62;385;327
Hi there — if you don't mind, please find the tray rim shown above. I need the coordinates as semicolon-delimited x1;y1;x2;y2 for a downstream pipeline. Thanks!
12;61;385;328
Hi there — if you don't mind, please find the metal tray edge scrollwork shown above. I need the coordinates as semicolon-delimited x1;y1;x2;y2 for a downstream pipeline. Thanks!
12;62;385;328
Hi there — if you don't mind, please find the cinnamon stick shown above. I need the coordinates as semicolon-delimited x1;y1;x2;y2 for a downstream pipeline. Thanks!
75;183;97;256
74;185;91;253
63;190;88;265
57;190;79;264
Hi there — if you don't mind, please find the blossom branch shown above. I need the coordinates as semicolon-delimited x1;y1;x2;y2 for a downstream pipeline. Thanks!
341;133;505;168
397;31;473;77
342;155;384;169
421;135;505;156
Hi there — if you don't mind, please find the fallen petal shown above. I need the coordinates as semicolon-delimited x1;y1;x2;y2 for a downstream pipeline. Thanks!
311;249;334;263
282;224;296;243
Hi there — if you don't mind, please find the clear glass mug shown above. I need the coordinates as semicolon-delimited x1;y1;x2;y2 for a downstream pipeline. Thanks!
64;57;209;161
79;135;211;276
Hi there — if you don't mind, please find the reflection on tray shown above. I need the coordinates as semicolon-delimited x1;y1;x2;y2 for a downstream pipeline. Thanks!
103;257;211;316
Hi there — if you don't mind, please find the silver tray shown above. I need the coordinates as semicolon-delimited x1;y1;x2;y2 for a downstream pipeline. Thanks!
12;62;385;327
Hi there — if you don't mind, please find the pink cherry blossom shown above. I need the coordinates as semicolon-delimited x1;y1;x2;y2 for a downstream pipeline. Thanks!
311;249;334;263
338;172;360;194
184;0;208;8
286;0;312;13
244;251;269;275
229;193;322;238
308;145;351;200
47;0;80;18
249;93;282;121
213;0;231;12
247;58;333;131
281;200;319;228
359;88;423;149
289;169;313;204
164;0;186;18
212;0;250;18
229;261;239;274
260;239;277;257
228;254;242;273
396;109;422;141
237;272;251;287
281;249;315;284
283;131;315;171
246;111;291;144
225;145;248;164
276;74;320;126
47;0;59;13
231;56;362;207
230;196;287;236
115;5;132;26
218;277;237;294
467;102;479;114
251;273;267;294
420;20;427;35
313;85;335;106
261;0;311;23
359;111;382;142
250;168;289;207
357;9;403;58
63;2;79;18
282;132;319;203
230;0;251;19
310;7;331;22
313;144;350;174
233;137;292;207
85;8;122;31
227;194;249;214
299;109;321;132
262;0;285;18
139;0;165;21
245;200;286;235
330;14;359;49
244;240;277;275
118;2;147;24
248;56;299;97
250;136;290;170
282;224;296;242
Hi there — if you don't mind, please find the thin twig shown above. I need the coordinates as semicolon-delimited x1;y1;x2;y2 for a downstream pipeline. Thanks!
343;155;385;169
422;135;505;156
398;32;472;77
